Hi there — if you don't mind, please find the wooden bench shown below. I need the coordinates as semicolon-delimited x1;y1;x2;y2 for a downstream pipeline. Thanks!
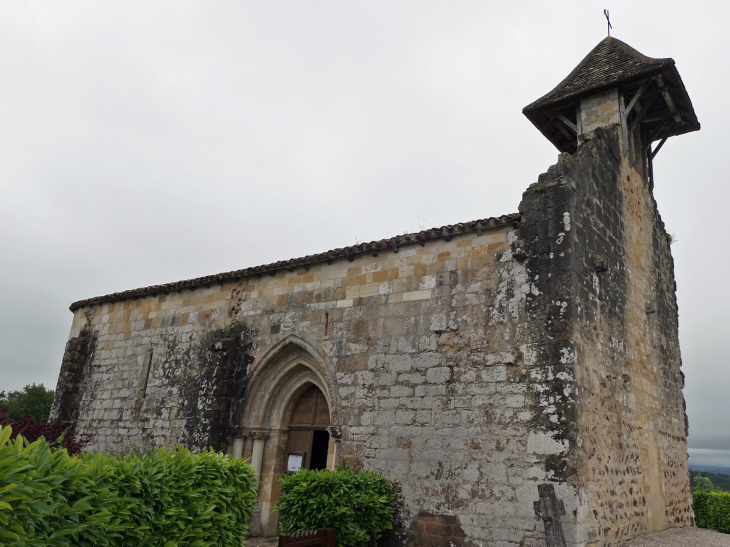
278;529;336;547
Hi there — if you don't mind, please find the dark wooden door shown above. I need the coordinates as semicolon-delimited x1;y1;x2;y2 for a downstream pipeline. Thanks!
285;385;330;471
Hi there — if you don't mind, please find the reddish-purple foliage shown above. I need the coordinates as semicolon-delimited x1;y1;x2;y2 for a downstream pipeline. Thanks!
0;409;89;455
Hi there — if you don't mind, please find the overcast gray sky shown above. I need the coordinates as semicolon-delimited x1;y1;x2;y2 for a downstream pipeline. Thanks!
1;1;727;467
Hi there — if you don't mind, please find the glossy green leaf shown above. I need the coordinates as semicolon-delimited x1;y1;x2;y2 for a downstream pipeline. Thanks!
0;425;257;547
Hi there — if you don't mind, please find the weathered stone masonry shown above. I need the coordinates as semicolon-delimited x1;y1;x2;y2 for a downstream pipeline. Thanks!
517;125;691;545
52;37;699;546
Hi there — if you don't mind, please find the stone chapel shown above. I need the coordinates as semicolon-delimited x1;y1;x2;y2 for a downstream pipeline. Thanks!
52;37;700;546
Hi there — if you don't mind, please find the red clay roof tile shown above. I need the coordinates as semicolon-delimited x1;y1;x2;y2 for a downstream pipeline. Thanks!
69;213;520;311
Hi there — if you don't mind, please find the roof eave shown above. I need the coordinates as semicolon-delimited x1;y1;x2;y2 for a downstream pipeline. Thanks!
68;213;522;312
523;64;673;115
663;64;701;136
523;110;575;154
523;63;700;152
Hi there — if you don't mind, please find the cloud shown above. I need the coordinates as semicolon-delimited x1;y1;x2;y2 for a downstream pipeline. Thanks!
689;449;730;468
0;1;729;464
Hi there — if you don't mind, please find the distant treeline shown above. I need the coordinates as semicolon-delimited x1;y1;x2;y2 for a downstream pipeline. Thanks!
690;470;730;492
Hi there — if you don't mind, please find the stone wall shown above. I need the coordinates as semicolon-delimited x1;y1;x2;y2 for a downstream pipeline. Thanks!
518;124;691;545
570;127;691;543
50;324;96;426
53;291;256;453
53;221;594;546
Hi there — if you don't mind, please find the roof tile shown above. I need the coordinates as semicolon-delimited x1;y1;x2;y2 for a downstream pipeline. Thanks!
524;37;673;112
70;213;520;311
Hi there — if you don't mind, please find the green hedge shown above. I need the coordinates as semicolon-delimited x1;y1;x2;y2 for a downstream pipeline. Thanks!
694;491;730;534
274;463;395;547
0;425;257;547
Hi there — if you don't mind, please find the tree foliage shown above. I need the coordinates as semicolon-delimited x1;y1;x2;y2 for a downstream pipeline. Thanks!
0;383;55;420
691;470;730;493
274;463;395;547
694;474;717;494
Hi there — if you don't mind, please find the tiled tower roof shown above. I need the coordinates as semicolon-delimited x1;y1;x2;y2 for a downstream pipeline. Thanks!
524;37;673;111
523;37;699;153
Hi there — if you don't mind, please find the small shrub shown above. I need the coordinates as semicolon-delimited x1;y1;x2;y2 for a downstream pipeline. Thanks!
0;425;119;546
274;463;395;547
104;445;259;546
0;424;258;547
694;490;730;534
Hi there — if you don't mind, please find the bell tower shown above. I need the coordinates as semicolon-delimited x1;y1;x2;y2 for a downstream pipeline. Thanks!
523;36;699;189
516;37;699;544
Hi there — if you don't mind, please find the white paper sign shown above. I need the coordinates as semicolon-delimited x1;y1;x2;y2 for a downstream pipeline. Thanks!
287;454;303;472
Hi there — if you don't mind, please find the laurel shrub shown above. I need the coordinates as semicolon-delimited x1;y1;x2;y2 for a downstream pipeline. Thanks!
274;463;395;547
0;425;257;547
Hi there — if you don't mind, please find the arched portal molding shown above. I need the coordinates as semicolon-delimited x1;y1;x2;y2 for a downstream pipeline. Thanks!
241;335;338;430
238;335;340;537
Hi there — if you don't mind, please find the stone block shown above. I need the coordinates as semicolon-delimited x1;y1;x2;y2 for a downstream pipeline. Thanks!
426;367;452;384
373;411;396;426
390;385;414;397
386;354;412;371
481;365;508;382
413;352;442;370
395;410;415;424
378;371;397;386
430;313;447;332
403;289;432;301
398;372;425;384
415;410;433;424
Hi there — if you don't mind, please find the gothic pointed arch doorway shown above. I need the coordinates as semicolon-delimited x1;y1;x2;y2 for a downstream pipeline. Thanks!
232;338;339;537
285;384;332;472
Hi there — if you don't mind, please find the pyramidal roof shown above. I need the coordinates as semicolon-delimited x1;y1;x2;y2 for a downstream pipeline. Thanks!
522;36;698;154
524;37;674;112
